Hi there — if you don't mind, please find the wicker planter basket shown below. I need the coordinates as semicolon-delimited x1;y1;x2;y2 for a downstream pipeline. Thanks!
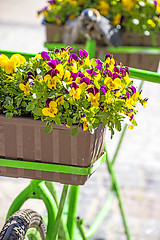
0;116;105;185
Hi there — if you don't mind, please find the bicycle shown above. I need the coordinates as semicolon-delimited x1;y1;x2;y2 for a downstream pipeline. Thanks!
0;40;160;240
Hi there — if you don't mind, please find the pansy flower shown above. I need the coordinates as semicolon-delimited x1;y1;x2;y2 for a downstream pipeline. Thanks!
42;101;58;118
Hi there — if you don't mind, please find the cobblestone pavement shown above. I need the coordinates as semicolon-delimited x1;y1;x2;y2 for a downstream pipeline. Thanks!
0;1;160;239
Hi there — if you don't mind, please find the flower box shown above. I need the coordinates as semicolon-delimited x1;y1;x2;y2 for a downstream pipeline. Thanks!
45;21;85;44
115;31;160;71
97;32;160;72
45;22;64;43
0;115;105;185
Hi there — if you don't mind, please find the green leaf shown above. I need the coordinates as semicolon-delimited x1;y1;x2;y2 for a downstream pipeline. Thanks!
96;112;109;119
21;101;27;107
44;125;53;134
32;107;42;116
64;101;69;109
6;112;13;119
67;118;73;126
55;117;61;126
4;105;12;110
115;119;121;132
26;103;35;111
71;127;79;137
8;88;18;95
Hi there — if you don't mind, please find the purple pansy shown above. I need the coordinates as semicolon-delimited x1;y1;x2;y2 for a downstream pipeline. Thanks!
47;59;60;69
86;68;99;76
126;92;130;99
70;71;78;81
41;51;51;61
66;46;74;51
64;89;69;94
77;71;85;78
130;114;134;121
87;86;99;95
112;72;121;79
100;86;108;94
128;86;136;94
68;54;79;65
80;77;91;85
114;66;120;73
107;69;113;77
70;82;78;89
120;67;127;77
79;49;88;58
48;0;56;4
105;53;112;60
95;59;103;70
46;98;53;107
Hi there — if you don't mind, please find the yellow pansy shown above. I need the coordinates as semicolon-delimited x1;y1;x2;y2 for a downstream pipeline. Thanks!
96;1;110;16
113;14;121;25
56;96;64;105
105;92;112;104
64;71;71;82
81;117;88;131
10;54;26;67
56;64;64;78
48;75;59;89
5;60;15;74
42;101;58;118
128;125;134;130
122;0;136;10
88;92;100;107
70;87;82;100
19;82;32;95
0;54;9;69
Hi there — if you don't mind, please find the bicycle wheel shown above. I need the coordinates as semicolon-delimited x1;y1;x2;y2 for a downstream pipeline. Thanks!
0;209;46;240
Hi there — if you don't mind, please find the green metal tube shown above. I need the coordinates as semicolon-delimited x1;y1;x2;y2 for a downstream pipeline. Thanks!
45;181;70;240
37;181;58;240
52;184;69;240
85;190;114;238
45;181;59;206
85;38;96;59
129;67;160;83
106;158;131;240
67;185;80;239
6;184;32;220
108;46;160;54
111;124;128;165
0;49;36;61
76;219;88;240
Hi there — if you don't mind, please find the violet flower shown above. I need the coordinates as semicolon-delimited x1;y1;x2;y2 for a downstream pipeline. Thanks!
68;54;79;65
79;49;88;58
86;68;99;76
95;59;103;70
128;86;136;94
41;51;51;61
87;87;99;95
113;72;121;79
70;82;78;89
100;86;108;94
80;77;91;85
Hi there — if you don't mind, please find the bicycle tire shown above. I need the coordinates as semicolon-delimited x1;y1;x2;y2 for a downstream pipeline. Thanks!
0;209;46;240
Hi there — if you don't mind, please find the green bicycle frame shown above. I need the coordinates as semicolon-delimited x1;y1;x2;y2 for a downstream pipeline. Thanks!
0;39;160;240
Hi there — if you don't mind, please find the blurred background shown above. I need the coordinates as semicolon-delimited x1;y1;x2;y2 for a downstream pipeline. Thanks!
0;0;160;240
